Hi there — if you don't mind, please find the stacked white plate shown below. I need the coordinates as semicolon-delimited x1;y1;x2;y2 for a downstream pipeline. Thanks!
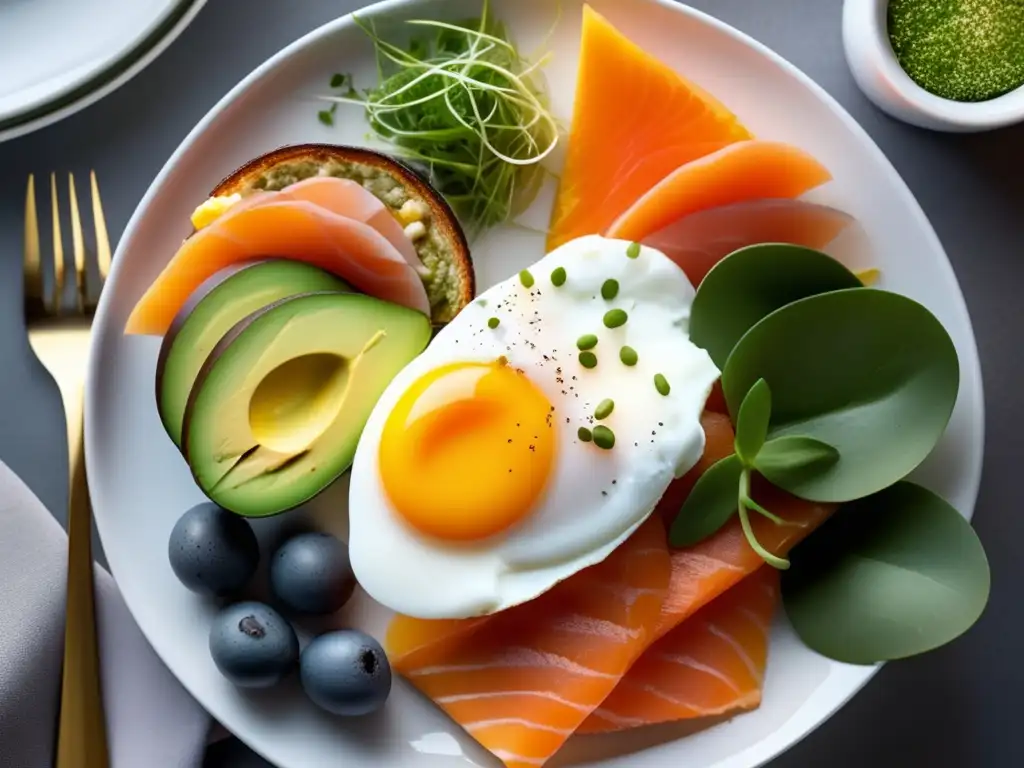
0;0;206;143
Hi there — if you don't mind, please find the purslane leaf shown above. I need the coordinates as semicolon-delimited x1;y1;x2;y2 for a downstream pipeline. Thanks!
755;435;839;489
722;288;959;503
690;244;862;369
669;454;743;548
782;481;990;664
735;378;771;464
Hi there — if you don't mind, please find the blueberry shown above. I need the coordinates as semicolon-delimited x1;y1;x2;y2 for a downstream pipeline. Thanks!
300;630;391;716
168;502;259;597
209;601;299;688
270;532;356;615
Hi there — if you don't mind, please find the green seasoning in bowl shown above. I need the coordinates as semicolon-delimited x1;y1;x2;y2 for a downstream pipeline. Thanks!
888;0;1024;102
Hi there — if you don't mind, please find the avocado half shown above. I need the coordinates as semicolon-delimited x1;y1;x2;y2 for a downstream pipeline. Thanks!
209;144;475;325
155;259;351;448
182;291;431;517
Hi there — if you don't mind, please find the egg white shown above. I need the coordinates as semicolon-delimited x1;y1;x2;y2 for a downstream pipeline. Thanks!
348;235;720;619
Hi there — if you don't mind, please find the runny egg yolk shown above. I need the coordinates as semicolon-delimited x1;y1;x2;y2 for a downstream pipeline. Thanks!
379;361;556;542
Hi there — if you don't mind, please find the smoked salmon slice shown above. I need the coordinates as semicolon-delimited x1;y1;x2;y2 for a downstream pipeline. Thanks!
606;141;833;243
388;413;833;759
581;567;779;733
642;199;853;286
546;5;752;251
272;177;423;268
388;517;670;768
650;413;835;642
124;198;429;335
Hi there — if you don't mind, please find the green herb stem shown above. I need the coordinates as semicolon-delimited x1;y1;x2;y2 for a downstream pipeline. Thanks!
738;468;790;569
743;495;787;526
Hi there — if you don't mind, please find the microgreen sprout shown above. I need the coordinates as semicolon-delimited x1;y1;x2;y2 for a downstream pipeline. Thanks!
322;0;560;233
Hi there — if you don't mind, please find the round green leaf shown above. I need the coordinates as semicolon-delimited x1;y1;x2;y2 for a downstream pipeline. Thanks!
669;454;742;548
723;288;959;503
755;435;839;488
735;378;771;464
782;482;990;664
691;244;862;369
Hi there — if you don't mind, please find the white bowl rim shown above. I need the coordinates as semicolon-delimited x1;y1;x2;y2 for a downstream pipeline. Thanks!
84;0;987;766
846;0;1024;128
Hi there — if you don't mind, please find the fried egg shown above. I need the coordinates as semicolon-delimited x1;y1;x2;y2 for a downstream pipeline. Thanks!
349;235;720;619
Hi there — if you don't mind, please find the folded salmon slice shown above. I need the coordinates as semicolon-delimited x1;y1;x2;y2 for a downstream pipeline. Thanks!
388;517;670;768
650;412;835;640
125;196;429;336
274;177;423;268
641;199;853;286
607;141;833;243
582;567;779;733
388;414;834;758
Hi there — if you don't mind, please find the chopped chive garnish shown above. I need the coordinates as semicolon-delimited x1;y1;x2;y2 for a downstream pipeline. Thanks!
576;334;598;351
592;425;615;449
519;270;535;288
578;427;593;442
595;399;615;420
603;309;628;328
579;351;598;369
620;346;638;366
626;242;641;259
551;266;567;287
601;279;619;300
654;373;671;396
488;317;500;329
478;298;488;307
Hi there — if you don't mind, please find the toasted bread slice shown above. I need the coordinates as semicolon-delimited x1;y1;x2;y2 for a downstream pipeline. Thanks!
209;144;474;324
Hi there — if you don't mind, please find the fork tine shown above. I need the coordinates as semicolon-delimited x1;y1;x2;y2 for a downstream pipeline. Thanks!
90;171;111;286
50;173;65;314
23;175;44;316
68;173;87;312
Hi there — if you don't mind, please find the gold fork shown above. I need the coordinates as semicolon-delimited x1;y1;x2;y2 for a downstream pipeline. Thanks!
24;172;111;768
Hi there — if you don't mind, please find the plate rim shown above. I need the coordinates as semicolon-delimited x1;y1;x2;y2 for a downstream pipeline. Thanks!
85;0;986;766
0;0;208;144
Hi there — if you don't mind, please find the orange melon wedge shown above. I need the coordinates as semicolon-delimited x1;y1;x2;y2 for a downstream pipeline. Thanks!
546;5;752;251
606;140;834;243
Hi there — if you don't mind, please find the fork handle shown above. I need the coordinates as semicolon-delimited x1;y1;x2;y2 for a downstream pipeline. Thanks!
55;390;109;768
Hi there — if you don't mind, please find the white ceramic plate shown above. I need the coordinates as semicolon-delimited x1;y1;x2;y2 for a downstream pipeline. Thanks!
0;0;206;143
85;1;985;766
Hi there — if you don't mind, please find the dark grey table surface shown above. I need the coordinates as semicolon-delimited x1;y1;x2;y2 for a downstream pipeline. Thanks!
0;0;1019;766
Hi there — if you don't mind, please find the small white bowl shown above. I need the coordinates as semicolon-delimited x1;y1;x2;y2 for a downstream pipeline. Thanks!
842;0;1024;132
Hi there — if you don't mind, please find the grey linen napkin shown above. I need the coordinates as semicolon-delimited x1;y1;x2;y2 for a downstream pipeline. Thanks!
0;460;211;767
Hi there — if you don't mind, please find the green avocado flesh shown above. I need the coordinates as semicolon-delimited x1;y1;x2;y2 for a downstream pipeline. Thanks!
157;260;349;447
183;292;431;517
